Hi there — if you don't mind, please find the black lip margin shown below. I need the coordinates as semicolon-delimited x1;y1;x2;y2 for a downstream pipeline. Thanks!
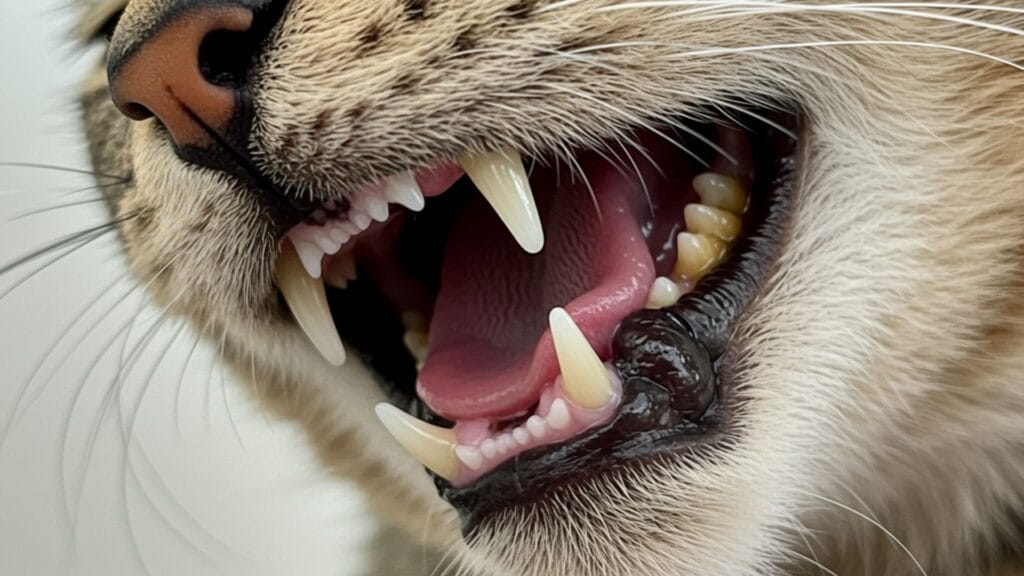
437;113;800;535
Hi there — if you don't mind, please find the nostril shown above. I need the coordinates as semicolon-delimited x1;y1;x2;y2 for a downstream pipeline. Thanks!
108;0;289;154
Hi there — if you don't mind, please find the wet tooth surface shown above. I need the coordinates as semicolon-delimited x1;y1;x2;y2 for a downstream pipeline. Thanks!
375;403;459;482
693;172;748;213
646;277;683;309
384;171;426;212
276;241;346;366
460;148;544;254
673;232;727;282
684;204;742;241
549;307;615;410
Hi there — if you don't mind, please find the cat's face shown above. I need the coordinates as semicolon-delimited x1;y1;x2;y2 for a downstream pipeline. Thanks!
81;0;1024;573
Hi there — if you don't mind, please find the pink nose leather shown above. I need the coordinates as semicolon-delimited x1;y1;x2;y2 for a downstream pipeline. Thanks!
109;6;253;148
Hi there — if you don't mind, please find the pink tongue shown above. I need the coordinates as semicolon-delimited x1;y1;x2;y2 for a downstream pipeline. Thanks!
417;162;658;420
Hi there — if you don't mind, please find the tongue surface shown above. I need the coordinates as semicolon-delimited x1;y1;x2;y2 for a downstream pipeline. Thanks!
418;160;661;420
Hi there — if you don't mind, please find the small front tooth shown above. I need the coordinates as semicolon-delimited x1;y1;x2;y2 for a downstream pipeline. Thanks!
324;252;357;290
276;241;346;365
526;415;546;439
646;277;683;309
480;439;498;459
364;195;389;222
292;239;325;279
374;403;459;482
326;225;350;245
351;211;371;230
499;434;516;453
383;171;426;212
549;308;615;410
674;232;727;282
685;203;742;242
455;446;484;471
460;149;544;254
512;427;530;445
314;231;342;255
340;221;360;236
693;172;748;214
547;399;571;430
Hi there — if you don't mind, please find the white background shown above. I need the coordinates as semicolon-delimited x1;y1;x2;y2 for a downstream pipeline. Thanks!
0;3;376;575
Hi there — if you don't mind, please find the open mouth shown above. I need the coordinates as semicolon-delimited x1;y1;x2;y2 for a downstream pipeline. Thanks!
273;106;799;530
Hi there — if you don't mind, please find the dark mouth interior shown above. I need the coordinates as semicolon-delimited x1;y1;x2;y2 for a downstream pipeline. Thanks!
302;106;799;529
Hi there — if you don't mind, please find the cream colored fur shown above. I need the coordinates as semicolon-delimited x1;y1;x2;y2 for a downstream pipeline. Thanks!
79;0;1024;574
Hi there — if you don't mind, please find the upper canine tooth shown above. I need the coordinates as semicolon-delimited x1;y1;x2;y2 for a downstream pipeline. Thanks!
460;149;544;254
685;203;742;242
375;403;459;482
674;232;727;282
276;241;347;366
383;171;426;212
548;307;614;410
693;173;748;214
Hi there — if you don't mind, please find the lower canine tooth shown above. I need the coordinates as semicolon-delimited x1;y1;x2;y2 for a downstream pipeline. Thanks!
549;308;615;410
685;203;742;241
403;330;429;367
460;148;545;254
276;241;347;366
646;277;683;309
693;173;748;214
674;232;727;282
375;403;459;482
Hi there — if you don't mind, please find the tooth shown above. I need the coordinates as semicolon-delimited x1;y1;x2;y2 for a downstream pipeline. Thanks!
292;239;325;279
383;171;426;212
513;427;531;445
673;232;727;282
326;224;350;245
324;252;357;290
693;172;748;214
685;203;742;242
403;330;429;366
340;221;360;236
480;439;498;459
460;149;544;254
314;231;342;255
366;196;389;222
526;415;546;439
548;307;614;410
547;399;571;430
374;403;459;482
401;310;427;332
646;277;683;310
276;241;346;365
455;445;484;471
351;211;371;230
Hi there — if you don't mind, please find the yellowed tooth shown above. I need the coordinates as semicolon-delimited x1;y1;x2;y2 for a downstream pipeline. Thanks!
674;232;727;282
403;330;429;367
684;204;742;242
276;241;347;366
374;403;459;482
323;252;357;290
549;307;614;410
645;277;683;309
460;149;544;254
693;172;748;214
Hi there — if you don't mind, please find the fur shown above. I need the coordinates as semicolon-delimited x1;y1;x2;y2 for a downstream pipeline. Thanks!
78;0;1024;574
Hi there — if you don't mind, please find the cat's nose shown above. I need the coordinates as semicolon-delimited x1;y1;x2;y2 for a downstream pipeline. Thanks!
107;1;283;154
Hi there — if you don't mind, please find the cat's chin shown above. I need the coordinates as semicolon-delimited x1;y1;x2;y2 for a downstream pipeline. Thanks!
266;106;801;531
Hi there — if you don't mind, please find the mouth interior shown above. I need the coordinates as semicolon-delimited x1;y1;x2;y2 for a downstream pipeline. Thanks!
278;111;790;487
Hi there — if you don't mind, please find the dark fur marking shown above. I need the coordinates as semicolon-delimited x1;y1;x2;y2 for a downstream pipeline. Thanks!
404;0;429;20
392;71;420;94
453;27;478;53
347;102;369;124
358;23;383;49
312;109;331;135
506;0;537;19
